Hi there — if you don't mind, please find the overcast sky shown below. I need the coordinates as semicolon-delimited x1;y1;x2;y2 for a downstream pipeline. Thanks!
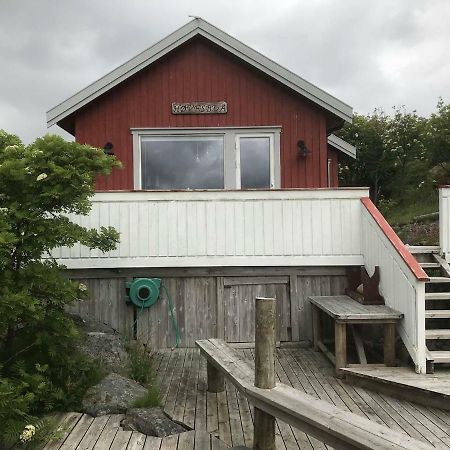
1;0;449;144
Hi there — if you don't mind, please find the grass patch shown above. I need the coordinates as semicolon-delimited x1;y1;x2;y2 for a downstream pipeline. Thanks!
126;341;161;407
382;193;439;226
133;384;161;408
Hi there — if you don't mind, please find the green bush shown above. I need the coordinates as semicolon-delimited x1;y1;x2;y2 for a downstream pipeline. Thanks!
0;130;120;447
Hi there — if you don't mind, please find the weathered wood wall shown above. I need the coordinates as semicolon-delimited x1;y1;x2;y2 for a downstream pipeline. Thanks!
67;267;347;347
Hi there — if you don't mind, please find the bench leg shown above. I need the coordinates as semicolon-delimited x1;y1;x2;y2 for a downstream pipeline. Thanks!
207;360;225;392
254;407;275;450
384;322;396;366
312;306;321;351
335;321;347;376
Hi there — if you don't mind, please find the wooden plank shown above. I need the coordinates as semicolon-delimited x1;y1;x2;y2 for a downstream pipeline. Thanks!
350;325;367;365
127;432;147;450
216;276;225;339
67;266;348;280
75;415;109;449
223;276;289;286
176;430;194;450
59;414;94;450
289;274;299;342
43;412;83;450
308;295;403;321
92;415;124;450
159;434;178;450
109;430;132;450
334;321;347;375
183;349;201;429
142;436;162;450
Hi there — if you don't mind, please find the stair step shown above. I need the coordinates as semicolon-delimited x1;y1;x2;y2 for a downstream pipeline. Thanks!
427;277;450;283
425;310;450;318
420;262;441;269
427;351;450;363
426;292;450;300
426;329;450;339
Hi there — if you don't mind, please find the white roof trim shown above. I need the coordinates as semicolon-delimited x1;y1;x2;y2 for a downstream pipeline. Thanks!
47;19;353;128
328;134;357;159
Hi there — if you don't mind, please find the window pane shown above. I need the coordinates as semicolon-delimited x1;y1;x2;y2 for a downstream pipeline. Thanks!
141;136;224;189
240;137;270;189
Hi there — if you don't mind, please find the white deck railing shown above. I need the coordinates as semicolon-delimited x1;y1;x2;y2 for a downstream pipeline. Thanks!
440;187;450;261
360;198;428;373
52;189;367;269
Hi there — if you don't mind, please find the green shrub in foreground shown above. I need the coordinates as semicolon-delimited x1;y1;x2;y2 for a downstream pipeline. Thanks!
0;130;121;447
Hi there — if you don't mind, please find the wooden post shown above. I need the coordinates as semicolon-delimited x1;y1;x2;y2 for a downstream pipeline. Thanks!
334;321;347;376
383;322;396;367
254;297;276;450
206;361;225;392
312;305;321;351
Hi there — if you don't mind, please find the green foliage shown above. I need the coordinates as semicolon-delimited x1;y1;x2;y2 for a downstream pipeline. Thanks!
337;100;449;213
133;387;161;408
0;130;121;447
126;342;161;407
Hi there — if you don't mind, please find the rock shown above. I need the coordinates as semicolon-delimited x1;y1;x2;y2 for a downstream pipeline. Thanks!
82;373;147;416
123;408;187;437
76;328;129;375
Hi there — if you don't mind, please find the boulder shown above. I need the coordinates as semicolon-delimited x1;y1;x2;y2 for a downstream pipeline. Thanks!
82;373;147;416
76;328;129;375
122;408;187;437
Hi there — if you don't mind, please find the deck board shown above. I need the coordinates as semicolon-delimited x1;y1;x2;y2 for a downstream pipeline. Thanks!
52;348;450;449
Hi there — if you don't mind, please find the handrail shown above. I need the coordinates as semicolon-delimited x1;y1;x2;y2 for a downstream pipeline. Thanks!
361;197;429;281
196;339;434;450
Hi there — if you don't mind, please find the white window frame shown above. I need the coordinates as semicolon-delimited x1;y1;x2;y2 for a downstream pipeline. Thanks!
131;127;281;190
235;133;275;189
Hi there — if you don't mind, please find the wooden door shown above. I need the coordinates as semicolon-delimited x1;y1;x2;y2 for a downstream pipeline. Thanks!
222;277;290;343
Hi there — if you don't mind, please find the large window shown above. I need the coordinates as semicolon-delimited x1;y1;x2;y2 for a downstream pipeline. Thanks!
132;127;280;190
141;136;224;189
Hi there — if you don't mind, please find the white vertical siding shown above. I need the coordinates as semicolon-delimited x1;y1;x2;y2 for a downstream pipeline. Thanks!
440;187;450;261
361;205;427;373
52;189;367;268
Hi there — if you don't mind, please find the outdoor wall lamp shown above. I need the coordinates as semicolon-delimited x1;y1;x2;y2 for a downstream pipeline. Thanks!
103;142;115;156
297;140;311;158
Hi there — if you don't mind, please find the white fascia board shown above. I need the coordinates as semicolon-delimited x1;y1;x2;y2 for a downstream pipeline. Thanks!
47;18;353;128
327;134;357;159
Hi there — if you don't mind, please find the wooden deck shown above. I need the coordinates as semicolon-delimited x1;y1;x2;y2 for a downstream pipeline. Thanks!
155;347;450;449
43;413;229;449
48;348;450;449
343;366;450;411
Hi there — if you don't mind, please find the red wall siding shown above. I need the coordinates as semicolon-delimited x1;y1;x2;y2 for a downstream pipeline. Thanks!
73;37;333;190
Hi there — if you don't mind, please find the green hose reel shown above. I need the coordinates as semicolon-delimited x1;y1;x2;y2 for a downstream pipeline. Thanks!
125;278;161;308
125;277;181;347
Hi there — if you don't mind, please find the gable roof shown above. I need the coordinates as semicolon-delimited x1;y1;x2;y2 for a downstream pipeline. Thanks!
327;134;357;159
46;18;353;128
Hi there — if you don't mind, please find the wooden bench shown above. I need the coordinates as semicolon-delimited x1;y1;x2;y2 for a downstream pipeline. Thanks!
309;295;404;375
196;338;433;450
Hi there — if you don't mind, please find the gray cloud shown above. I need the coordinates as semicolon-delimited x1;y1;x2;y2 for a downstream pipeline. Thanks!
1;0;449;144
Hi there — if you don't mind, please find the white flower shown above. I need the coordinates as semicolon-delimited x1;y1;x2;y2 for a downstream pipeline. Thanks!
78;283;87;292
19;424;36;443
0;207;7;213
36;173;48;181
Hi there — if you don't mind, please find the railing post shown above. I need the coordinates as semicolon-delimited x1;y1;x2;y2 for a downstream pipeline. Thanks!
254;296;276;450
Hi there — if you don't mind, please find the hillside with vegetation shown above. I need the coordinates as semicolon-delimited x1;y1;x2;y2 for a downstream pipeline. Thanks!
337;99;450;245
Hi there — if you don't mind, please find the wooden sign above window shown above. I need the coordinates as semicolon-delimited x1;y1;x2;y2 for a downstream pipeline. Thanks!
171;101;227;115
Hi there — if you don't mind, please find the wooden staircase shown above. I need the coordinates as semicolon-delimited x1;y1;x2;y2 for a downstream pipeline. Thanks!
409;246;450;372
